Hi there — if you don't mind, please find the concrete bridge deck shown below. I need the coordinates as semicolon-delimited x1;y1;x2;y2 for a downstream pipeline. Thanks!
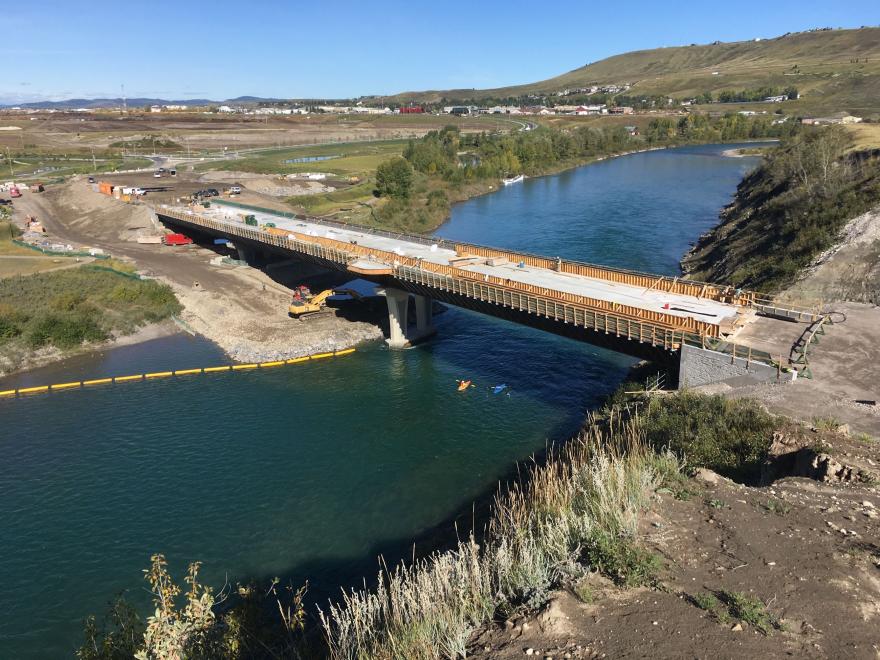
154;201;819;384
166;202;747;329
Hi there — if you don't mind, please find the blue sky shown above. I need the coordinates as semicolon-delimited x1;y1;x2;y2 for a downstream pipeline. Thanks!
3;0;879;103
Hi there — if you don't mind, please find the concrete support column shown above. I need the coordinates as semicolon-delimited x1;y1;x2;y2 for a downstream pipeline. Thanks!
414;294;434;334
381;287;411;349
233;243;255;265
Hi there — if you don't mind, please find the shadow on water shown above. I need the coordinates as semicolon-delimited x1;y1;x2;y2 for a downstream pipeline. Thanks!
219;405;592;639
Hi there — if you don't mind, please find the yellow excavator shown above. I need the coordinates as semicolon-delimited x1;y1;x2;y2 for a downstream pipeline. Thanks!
288;286;362;319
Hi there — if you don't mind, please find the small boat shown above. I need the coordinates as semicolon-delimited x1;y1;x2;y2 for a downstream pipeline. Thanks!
502;174;525;186
492;384;508;395
457;380;472;391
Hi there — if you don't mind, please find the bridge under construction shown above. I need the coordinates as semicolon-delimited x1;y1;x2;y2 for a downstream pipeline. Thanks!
156;201;820;387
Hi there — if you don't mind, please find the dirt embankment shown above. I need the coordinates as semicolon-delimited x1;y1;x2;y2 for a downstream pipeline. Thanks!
470;426;880;659
10;180;383;366
785;205;880;305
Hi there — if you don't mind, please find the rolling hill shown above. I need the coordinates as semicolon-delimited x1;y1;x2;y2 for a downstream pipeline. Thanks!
382;27;880;115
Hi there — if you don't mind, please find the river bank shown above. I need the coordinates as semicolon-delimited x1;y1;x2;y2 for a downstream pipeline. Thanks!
4;182;384;378
0;319;179;380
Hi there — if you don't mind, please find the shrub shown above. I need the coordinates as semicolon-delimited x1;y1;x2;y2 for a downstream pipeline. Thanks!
0;265;180;355
641;393;777;479
375;157;414;199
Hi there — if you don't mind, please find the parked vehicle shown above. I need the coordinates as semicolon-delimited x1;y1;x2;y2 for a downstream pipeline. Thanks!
162;233;193;246
9;186;21;198
87;176;96;184
206;188;219;197
229;185;242;195
153;171;162;178
133;188;146;196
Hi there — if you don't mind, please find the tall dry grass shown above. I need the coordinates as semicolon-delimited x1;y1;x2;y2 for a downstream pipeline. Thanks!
319;412;677;659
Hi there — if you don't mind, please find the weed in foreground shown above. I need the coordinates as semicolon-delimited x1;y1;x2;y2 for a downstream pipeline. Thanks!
718;590;783;635
691;592;731;624
812;416;841;432
762;499;791;515
573;581;594;604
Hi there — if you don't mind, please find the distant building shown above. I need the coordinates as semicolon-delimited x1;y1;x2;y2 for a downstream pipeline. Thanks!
609;106;634;115
399;106;425;114
802;115;863;125
573;104;605;115
764;95;787;103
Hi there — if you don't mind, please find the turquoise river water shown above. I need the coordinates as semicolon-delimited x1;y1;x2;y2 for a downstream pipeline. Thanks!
0;143;761;657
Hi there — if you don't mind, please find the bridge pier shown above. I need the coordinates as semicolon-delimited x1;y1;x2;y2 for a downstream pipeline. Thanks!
415;294;434;335
381;287;410;348
232;242;257;265
379;287;436;349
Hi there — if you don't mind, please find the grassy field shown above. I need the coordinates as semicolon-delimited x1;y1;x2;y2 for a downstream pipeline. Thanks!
196;140;406;177
845;123;880;150
2;155;153;178
0;256;87;278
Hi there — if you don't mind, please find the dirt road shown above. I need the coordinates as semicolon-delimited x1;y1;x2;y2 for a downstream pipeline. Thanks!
11;181;383;363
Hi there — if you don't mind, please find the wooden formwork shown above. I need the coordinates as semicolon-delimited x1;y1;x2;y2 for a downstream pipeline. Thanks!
159;209;722;338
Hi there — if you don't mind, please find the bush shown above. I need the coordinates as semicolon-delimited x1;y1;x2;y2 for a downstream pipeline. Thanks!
0;266;180;356
375;157;414;199
641;393;778;479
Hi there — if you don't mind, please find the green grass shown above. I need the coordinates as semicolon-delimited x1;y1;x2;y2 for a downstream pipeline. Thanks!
762;499;792;515
641;392;779;480
197;140;406;177
692;592;731;624
573;581;594;604
718;590;783;635
0;264;180;368
692;590;783;633
2;155;152;178
812;415;842;431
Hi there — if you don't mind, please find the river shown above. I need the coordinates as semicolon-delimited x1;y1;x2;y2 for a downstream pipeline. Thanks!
0;143;761;657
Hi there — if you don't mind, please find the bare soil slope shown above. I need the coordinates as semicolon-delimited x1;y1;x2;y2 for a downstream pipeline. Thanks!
471;428;880;659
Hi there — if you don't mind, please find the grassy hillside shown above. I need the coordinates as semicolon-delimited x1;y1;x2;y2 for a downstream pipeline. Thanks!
681;126;880;293
385;27;880;116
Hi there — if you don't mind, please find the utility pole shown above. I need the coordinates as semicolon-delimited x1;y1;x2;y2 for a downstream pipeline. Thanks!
121;83;127;115
91;147;97;172
6;147;12;177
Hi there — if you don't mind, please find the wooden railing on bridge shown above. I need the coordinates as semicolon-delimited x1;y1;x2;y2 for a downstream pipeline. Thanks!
452;243;757;307
205;198;821;323
157;207;783;364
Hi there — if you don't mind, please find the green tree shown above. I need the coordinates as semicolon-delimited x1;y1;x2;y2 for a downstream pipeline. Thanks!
375;157;414;199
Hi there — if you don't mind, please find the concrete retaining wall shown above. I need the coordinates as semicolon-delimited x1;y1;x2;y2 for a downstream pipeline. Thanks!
678;344;790;389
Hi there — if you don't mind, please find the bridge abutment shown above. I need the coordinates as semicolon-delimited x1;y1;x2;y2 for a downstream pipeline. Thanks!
677;343;792;389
